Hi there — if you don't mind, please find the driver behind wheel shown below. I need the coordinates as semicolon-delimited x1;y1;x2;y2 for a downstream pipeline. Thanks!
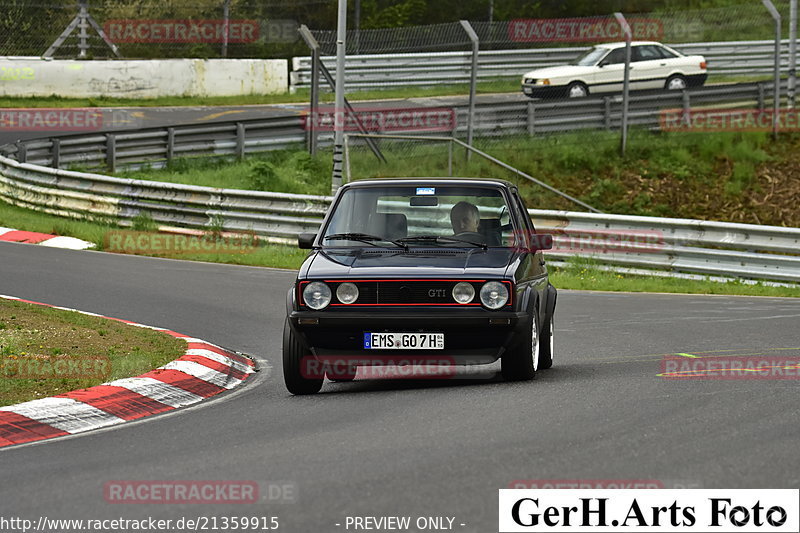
450;201;483;241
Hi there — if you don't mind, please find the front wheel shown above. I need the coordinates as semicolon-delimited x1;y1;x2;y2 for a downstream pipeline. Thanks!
283;319;323;395
566;82;589;98
501;306;540;381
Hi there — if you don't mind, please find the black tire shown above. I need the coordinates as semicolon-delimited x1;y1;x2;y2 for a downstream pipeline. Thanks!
538;315;554;370
665;74;687;91
283;319;323;395
501;305;540;381
566;81;589;98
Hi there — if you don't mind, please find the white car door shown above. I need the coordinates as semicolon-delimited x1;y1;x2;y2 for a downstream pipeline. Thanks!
592;48;627;94
630;45;669;90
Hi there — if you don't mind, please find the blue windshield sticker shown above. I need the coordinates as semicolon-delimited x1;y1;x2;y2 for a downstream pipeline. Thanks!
416;187;435;195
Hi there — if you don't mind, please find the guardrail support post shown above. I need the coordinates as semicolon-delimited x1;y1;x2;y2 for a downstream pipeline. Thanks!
52;139;61;169
603;97;611;130
16;142;27;163
166;127;175;165
757;83;766;110
106;134;116;173
236;123;246;161
526;102;535;136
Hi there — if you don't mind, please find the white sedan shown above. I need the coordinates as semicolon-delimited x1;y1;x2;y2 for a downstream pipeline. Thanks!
521;41;707;98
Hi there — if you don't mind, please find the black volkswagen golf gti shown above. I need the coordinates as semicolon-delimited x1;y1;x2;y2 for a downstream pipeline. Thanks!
283;178;557;394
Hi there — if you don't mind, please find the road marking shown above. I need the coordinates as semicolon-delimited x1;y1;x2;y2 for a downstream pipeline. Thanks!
196;110;247;121
675;352;698;358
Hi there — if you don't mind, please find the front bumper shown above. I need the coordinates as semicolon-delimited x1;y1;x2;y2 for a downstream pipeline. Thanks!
521;84;568;99
289;308;528;364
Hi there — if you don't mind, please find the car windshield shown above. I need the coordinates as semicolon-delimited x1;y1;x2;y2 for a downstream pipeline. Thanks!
321;184;518;248
571;47;608;66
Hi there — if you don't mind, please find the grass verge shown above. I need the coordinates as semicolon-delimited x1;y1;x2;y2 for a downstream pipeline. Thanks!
0;297;185;407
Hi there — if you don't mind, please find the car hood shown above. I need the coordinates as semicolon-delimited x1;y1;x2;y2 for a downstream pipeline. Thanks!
522;64;594;80
302;248;516;279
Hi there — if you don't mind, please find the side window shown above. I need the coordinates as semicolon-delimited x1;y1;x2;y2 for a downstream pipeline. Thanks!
633;45;661;62
657;45;679;59
602;48;627;65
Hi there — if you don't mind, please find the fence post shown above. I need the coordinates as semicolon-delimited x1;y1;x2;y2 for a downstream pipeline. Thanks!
166;127;175;165
448;139;453;176
460;20;479;160
615;12;632;156
52;139;61;169
106;134;116;173
298;25;321;156
790;0;797;108
236;122;246;161
221;0;231;58
682;90;691;126
526;101;536;135
762;0;781;139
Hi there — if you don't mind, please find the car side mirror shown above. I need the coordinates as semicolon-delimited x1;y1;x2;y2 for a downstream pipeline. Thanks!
297;232;316;249
529;234;553;251
598;61;607;67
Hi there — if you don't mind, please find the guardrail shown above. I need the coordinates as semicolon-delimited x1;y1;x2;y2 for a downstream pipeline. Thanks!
1;115;318;172
290;40;796;91
1;153;798;284
0;80;787;172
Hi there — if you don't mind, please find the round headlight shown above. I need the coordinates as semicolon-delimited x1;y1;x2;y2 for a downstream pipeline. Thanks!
452;281;475;304
480;281;509;310
336;282;359;305
303;281;331;310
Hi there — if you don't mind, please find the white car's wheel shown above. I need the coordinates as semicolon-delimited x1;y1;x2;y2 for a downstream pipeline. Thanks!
567;82;589;98
666;75;687;91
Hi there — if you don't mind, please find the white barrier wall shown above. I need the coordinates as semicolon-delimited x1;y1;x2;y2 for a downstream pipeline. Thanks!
0;58;288;97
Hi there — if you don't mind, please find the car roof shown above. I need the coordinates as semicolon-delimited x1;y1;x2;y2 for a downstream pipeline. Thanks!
342;177;517;189
595;41;663;49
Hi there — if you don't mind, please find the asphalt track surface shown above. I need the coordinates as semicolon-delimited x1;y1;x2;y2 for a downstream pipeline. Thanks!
1;241;799;531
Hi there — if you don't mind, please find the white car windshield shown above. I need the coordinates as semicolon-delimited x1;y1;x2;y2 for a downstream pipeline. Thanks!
321;184;519;248
571;47;608;66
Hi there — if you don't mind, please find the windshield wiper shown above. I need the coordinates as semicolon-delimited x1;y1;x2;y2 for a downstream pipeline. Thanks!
324;233;407;249
397;235;487;250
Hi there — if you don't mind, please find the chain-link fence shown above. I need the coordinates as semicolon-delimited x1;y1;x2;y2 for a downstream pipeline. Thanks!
0;0;323;59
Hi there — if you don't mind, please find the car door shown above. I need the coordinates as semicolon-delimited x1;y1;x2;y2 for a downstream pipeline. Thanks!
592;47;627;94
631;45;671;90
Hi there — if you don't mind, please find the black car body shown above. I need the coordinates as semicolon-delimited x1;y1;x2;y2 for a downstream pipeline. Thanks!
283;178;557;394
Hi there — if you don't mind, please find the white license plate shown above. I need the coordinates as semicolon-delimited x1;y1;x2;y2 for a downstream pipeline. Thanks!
364;332;444;350
523;87;533;94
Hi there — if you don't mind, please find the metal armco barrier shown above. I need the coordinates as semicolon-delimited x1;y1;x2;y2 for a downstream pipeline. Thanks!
1;152;798;283
290;40;796;91
0;80;788;172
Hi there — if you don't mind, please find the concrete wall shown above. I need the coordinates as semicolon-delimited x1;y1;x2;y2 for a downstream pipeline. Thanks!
0;58;288;98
